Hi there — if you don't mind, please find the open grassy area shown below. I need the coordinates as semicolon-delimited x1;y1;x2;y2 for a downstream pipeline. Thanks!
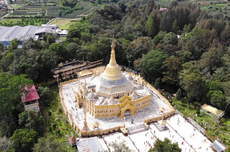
10;4;28;9
172;99;230;149
199;2;229;12
50;18;80;29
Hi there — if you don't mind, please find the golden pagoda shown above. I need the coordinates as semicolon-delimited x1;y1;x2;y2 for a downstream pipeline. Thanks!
97;39;134;97
72;40;151;118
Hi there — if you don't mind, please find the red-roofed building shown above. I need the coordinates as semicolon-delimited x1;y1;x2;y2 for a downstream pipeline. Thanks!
21;85;40;112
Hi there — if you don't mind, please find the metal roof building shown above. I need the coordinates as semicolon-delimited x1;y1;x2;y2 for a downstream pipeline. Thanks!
201;104;225;119
0;25;68;46
76;137;108;152
0;25;39;46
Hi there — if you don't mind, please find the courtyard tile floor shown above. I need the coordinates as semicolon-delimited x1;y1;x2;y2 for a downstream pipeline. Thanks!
96;114;214;152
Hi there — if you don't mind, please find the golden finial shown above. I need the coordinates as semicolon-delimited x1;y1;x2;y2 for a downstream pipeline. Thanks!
109;39;117;66
111;39;116;49
132;91;135;96
110;95;114;100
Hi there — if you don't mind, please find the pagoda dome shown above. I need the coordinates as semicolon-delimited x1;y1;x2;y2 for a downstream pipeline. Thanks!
96;40;134;97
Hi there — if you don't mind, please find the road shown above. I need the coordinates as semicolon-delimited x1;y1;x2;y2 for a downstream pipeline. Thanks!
0;0;13;21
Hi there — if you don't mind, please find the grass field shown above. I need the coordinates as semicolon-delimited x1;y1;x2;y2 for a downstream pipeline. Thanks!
10;4;28;9
50;18;80;29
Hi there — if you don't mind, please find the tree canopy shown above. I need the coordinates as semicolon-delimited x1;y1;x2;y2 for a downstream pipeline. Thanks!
149;138;181;152
0;74;32;116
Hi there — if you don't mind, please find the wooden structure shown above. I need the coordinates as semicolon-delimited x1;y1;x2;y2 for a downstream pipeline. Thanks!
53;59;103;81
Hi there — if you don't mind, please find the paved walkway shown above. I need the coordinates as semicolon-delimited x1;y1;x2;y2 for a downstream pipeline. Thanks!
101;114;214;152
166;114;213;152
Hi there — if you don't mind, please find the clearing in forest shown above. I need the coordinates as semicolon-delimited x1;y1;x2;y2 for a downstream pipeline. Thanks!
50;18;80;30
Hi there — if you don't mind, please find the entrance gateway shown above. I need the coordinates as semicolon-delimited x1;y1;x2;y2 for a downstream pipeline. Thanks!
124;109;131;116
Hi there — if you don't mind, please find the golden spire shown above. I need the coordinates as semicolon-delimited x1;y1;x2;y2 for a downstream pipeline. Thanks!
102;39;122;80
109;39;117;66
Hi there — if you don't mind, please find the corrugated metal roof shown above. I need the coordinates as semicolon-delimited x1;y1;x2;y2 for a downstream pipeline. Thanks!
212;140;226;152
15;26;38;40
0;26;21;41
0;26;39;42
0;26;11;40
0;25;68;43
35;28;56;34
76;137;106;152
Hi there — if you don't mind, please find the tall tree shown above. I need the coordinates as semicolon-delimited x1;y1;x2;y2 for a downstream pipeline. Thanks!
145;13;159;37
0;136;14;152
139;50;168;83
199;47;223;74
0;74;32;116
109;140;132;152
162;56;182;85
10;129;38;152
33;137;65;152
149;138;181;152
179;61;206;102
18;111;44;135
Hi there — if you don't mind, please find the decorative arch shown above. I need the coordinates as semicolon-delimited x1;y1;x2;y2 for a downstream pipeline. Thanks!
119;103;136;118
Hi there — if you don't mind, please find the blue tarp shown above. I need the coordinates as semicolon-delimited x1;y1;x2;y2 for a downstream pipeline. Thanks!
2;41;10;46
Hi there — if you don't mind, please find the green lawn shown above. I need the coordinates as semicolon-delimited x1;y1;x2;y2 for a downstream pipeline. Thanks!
172;99;230;149
50;19;80;30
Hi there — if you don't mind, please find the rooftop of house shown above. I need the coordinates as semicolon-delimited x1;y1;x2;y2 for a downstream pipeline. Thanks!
21;85;40;102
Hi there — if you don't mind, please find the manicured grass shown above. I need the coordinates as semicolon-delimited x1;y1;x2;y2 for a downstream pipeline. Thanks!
172;99;230;149
50;19;80;29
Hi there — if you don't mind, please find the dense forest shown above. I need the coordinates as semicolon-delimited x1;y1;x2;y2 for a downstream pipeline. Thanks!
1;0;230;151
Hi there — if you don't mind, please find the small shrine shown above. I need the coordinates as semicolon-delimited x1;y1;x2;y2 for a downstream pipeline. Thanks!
21;85;40;112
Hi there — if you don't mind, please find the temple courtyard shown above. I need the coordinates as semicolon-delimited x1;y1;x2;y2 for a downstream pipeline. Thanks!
60;75;172;131
77;113;213;152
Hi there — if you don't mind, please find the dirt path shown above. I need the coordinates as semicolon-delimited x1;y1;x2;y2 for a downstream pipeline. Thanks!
77;7;95;17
